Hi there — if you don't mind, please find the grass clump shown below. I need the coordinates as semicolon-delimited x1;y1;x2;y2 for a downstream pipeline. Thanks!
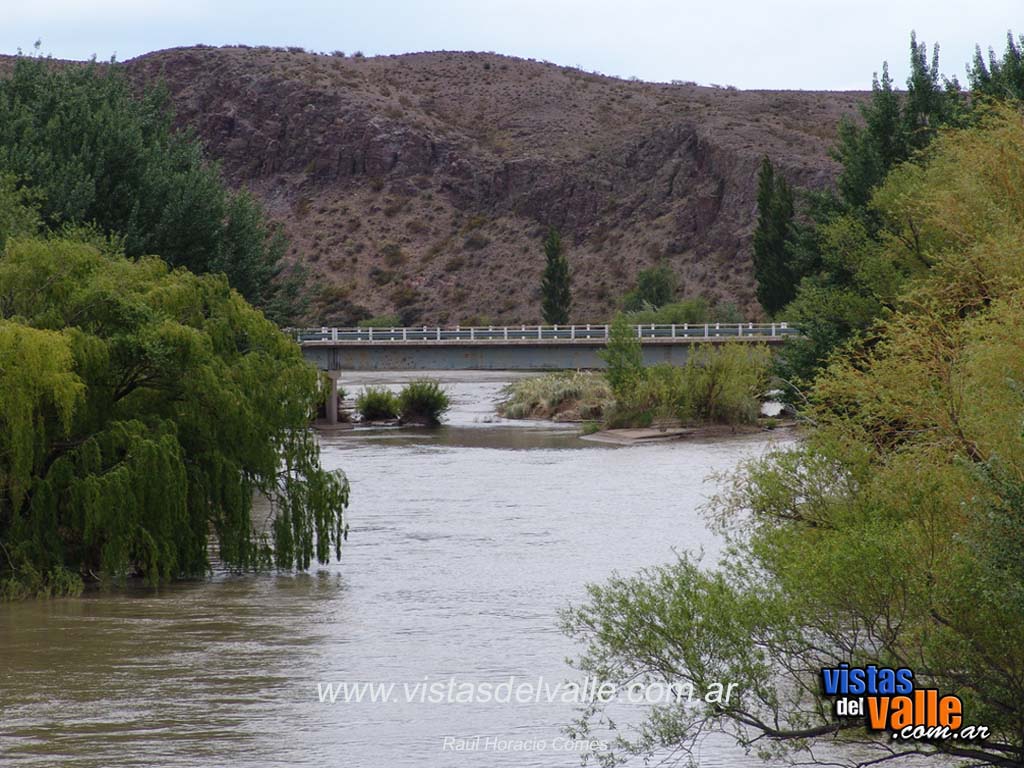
357;314;401;328
397;379;450;425
499;372;613;421
356;386;399;421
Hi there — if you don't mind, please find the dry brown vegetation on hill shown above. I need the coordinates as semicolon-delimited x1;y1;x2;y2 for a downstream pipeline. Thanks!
7;46;867;323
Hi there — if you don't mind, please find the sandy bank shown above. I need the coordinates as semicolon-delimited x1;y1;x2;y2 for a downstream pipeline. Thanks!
581;421;798;445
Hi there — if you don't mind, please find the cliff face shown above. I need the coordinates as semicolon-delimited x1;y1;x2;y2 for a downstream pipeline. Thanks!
120;47;864;323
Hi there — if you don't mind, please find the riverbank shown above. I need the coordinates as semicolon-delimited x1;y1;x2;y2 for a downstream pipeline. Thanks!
581;419;798;445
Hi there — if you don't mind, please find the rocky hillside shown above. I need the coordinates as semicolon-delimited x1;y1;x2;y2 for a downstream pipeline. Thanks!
129;48;863;323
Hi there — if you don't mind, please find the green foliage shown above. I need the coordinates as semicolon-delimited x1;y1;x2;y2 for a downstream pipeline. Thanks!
0;55;299;321
622;265;676;311
397;379;450;425
0;236;348;596
684;345;772;424
833;34;963;212
357;314;402;328
624;297;742;325
598;314;643;398
499;372;612;421
604;362;686;428
772;33;975;386
752;157;796;314
562;109;1024;767
540;227;571;324
355;386;399;421
970;30;1024;100
0;174;41;250
607;345;772;428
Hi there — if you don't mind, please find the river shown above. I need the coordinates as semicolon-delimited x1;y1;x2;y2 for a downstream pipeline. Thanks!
0;372;795;768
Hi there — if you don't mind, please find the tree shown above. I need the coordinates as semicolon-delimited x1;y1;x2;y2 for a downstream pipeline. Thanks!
751;157;796;315
561;108;1024;768
833;63;905;209
969;30;1024;101
0;233;348;598
598;313;644;401
0;174;40;250
540;227;571;324
623;265;676;311
774;33;968;386
0;54;301;321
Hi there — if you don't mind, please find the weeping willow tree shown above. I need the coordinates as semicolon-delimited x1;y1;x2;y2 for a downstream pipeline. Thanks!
0;234;348;598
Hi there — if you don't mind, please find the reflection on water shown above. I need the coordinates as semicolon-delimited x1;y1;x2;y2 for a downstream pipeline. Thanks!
0;372;795;768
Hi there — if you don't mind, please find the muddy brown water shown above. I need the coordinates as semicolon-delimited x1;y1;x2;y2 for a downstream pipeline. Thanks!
2;372;802;767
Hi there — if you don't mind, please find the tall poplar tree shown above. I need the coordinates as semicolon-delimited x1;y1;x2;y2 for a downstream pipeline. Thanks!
540;228;571;325
751;157;796;315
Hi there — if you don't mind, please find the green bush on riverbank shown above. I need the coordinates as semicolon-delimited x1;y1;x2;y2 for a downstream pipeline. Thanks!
606;344;772;428
355;386;400;420
397;380;450;425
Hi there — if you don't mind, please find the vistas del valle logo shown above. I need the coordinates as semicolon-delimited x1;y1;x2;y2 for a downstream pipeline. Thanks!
820;664;990;741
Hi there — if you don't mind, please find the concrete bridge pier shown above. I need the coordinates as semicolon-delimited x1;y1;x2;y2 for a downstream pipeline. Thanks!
325;370;341;424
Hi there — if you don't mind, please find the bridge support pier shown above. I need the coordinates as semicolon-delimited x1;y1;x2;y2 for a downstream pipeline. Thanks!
325;370;340;424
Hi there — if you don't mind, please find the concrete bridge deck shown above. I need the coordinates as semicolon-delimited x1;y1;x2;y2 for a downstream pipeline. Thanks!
295;323;796;371
295;322;795;346
293;323;799;423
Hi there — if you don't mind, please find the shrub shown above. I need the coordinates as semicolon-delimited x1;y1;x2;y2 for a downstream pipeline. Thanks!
623;297;745;325
683;344;771;424
460;314;494;327
397;379;450;425
602;344;772;428
604;363;685;428
369;267;394;285
356;386;399;421
357;315;401;328
599;314;643;398
381;243;406;266
463;233;491;251
622;265;676;310
499;372;612;420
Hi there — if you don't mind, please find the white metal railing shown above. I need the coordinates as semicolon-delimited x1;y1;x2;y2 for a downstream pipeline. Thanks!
290;323;798;344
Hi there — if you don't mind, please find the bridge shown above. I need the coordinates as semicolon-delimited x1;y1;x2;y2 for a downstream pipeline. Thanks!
292;323;799;423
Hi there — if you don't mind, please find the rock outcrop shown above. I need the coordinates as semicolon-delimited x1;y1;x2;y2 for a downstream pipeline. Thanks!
125;47;865;322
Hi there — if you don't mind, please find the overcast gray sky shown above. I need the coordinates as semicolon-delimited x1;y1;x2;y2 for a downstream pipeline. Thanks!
3;1;1020;90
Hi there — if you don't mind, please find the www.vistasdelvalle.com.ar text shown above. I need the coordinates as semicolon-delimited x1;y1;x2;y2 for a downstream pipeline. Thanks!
316;675;737;706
